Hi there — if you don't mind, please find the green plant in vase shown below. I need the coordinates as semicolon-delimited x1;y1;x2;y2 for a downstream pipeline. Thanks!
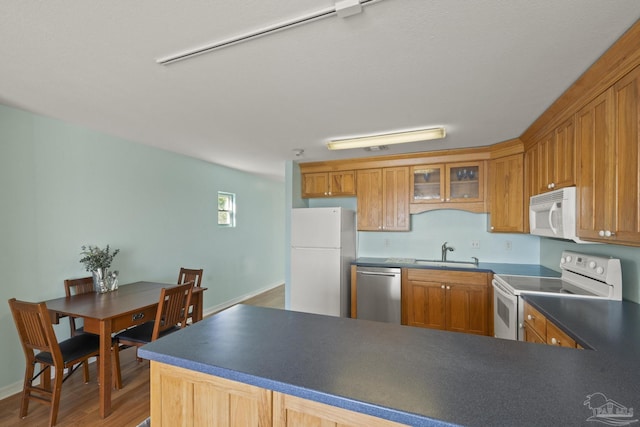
80;245;120;293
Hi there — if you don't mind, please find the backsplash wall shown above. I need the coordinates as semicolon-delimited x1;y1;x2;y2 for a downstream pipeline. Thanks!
308;198;541;264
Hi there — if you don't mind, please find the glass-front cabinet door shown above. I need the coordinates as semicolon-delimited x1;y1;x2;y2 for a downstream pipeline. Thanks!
445;161;483;202
411;165;444;203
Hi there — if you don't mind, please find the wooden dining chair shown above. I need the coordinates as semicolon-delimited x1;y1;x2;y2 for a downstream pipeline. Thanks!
177;268;203;324
63;276;96;383
63;277;123;390
63;276;94;337
8;298;101;427
113;282;193;367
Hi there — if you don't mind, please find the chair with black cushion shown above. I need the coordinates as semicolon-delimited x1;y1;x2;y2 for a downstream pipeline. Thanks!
63;277;97;384
63;277;123;389
177;268;203;324
8;298;101;427
113;282;193;366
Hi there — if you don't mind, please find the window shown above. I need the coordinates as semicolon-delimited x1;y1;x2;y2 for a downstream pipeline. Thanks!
217;192;236;227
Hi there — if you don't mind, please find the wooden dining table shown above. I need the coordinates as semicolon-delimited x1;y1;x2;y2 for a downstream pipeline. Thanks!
44;281;207;418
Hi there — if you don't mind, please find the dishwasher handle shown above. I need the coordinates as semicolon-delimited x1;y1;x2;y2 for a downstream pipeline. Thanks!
357;270;400;277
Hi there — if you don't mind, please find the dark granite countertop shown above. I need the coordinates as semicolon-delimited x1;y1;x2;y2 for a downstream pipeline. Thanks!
523;295;640;363
355;257;561;277
139;302;640;426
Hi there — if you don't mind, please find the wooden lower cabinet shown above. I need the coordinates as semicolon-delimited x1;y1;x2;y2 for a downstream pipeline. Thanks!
150;362;407;427
522;302;579;349
402;269;492;336
273;392;406;427
150;362;272;426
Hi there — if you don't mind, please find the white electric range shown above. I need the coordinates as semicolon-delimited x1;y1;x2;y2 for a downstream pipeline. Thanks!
492;251;622;341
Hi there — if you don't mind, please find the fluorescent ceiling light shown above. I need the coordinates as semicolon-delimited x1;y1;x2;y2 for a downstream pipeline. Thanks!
327;127;447;150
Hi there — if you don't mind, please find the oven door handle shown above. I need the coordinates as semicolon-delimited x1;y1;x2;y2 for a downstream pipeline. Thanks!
492;280;514;300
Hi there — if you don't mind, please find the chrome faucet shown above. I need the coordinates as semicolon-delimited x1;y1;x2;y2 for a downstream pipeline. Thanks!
441;242;454;262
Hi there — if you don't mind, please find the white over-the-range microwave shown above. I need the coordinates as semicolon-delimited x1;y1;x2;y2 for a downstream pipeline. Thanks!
529;186;593;243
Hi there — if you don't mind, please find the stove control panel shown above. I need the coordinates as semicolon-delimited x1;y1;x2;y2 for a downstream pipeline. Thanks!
560;251;621;287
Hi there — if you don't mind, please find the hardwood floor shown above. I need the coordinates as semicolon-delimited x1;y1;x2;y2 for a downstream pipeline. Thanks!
238;284;284;310
0;285;285;427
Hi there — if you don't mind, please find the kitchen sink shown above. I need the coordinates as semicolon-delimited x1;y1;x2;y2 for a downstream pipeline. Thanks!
414;260;478;268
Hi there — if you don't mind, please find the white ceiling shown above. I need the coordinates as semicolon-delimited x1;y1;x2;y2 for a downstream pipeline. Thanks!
1;1;639;180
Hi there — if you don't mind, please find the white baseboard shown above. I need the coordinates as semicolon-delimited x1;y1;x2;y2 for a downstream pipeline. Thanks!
0;379;22;401
202;282;283;317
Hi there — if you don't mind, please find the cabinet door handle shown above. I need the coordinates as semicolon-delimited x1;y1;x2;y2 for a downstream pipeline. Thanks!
441;285;445;289
446;285;451;290
527;314;534;321
551;337;559;345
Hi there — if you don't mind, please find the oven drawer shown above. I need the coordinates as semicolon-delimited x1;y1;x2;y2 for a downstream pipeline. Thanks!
546;322;577;348
523;303;546;338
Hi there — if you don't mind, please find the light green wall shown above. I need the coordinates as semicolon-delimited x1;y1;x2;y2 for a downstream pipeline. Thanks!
540;238;640;303
0;104;285;391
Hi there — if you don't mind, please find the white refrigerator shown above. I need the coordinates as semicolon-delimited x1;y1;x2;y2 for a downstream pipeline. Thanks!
290;207;355;317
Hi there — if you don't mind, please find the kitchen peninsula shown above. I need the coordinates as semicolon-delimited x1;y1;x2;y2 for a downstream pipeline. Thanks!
140;302;640;426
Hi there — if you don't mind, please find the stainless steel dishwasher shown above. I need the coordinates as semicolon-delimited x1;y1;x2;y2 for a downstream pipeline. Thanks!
356;266;401;324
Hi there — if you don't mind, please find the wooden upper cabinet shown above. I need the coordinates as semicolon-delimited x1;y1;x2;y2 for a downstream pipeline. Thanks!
533;118;575;195
356;169;383;231
577;66;640;246
410;161;487;214
302;172;329;198
576;89;615;241
383;167;410;231
612;65;640;244
524;146;539;232
411;164;445;203
357;167;409;231
412;162;483;204
446;162;484;203
302;171;355;198
488;154;524;233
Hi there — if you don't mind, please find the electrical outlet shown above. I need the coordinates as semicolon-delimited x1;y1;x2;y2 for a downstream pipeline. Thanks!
471;240;480;249
505;240;512;251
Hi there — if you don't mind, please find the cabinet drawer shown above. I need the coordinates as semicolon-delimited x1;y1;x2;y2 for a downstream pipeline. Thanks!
523;303;546;338
523;324;545;344
406;269;489;285
546;321;577;348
